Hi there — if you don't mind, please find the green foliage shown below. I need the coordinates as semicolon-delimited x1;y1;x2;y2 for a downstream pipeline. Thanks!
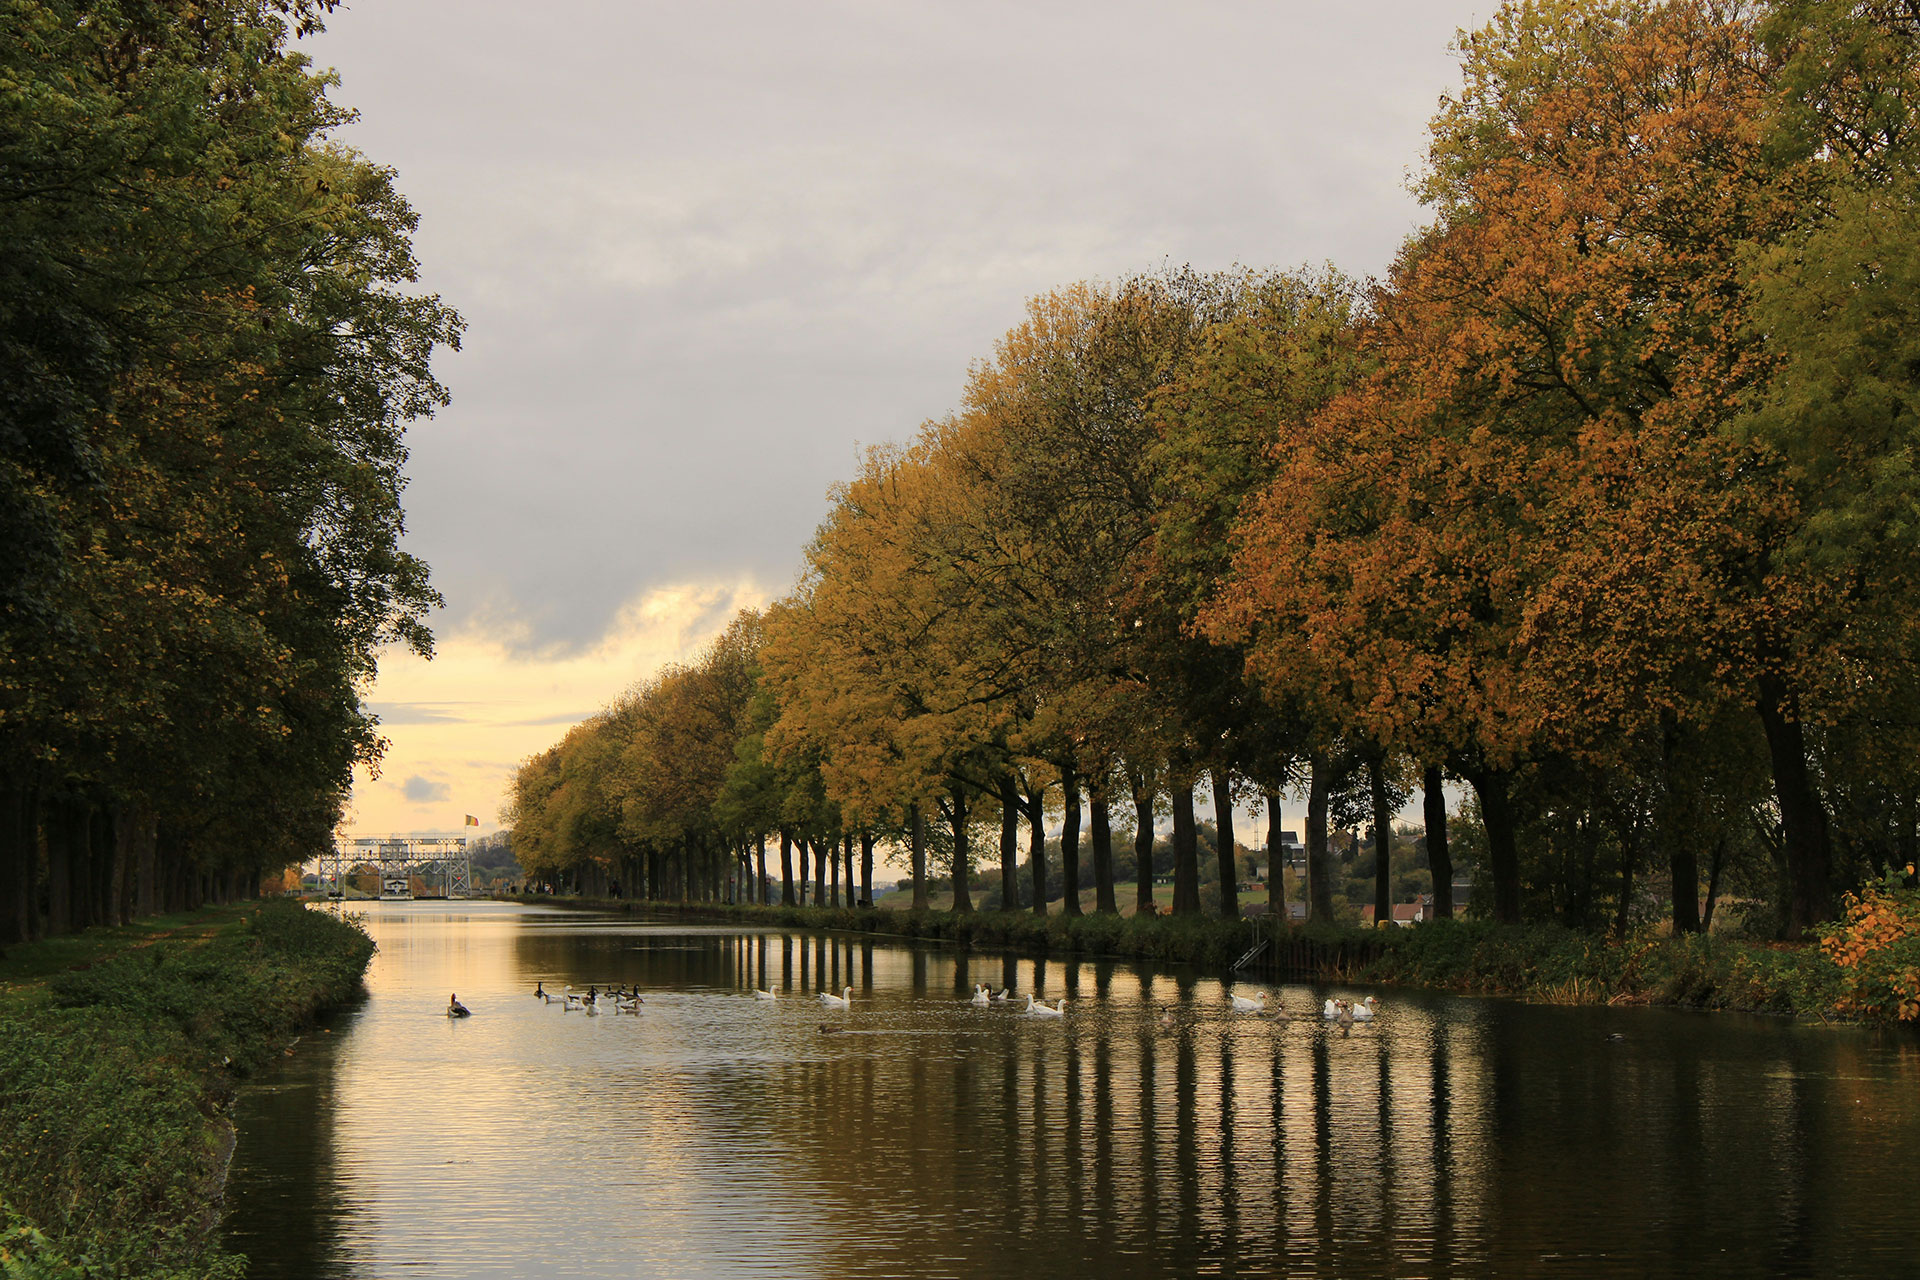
2;0;460;927
0;903;371;1277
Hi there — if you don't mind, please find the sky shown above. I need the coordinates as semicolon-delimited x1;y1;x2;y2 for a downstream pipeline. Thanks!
307;1;1494;843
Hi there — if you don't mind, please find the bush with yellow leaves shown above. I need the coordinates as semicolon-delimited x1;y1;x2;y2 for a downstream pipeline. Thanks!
1818;866;1920;1023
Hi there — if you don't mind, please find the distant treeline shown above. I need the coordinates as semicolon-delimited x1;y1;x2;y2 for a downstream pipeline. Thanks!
0;1;459;941
509;1;1920;941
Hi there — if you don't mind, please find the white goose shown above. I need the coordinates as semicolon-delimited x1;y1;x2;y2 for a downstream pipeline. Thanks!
753;989;777;1001
819;986;853;1009
1322;998;1341;1020
1230;989;1268;1014
1351;996;1377;1022
1025;994;1065;1018
970;984;991;1007
991;988;1014;1003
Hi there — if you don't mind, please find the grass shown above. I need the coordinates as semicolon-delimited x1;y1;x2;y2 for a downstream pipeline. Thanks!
1359;917;1850;1017
0;906;255;1007
0;900;375;1278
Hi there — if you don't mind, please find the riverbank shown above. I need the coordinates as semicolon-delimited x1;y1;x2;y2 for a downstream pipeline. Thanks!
498;891;1919;1026
0;900;375;1278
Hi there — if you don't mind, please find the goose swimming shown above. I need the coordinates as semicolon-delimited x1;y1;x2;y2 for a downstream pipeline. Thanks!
819;986;853;1009
1230;990;1268;1013
753;989;777;1000
970;984;991;1006
1351;996;1377;1021
447;994;471;1018
1025;994;1065;1018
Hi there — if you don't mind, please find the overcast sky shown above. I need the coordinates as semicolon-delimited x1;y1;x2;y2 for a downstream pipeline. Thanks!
307;1;1493;839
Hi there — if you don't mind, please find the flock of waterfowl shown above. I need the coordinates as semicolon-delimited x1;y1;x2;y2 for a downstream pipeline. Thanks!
446;979;1385;1035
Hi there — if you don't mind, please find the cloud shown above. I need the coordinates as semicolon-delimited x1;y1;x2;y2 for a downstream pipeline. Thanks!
302;1;1491;650
303;2;1498;839
368;702;474;726
401;776;452;804
343;578;770;838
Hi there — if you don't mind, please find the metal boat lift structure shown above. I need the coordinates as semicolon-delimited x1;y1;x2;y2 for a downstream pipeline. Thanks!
318;835;472;900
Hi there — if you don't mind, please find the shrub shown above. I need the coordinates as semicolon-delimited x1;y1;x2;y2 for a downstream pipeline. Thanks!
1818;868;1920;1022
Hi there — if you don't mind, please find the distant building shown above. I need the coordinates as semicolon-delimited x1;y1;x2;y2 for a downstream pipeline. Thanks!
1360;897;1430;927
1271;830;1305;873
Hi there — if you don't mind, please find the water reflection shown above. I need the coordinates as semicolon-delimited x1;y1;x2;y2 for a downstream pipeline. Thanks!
223;902;1920;1279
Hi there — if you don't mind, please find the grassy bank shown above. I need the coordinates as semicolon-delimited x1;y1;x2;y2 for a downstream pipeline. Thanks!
1359;919;1843;1014
505;888;1919;1025
507;894;1287;969
0;901;375;1278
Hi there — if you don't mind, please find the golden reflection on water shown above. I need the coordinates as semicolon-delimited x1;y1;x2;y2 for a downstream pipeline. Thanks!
223;901;1920;1279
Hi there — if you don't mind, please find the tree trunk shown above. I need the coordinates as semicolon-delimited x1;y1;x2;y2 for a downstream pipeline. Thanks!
950;782;973;913
1371;756;1392;928
1265;790;1285;921
844;834;856;908
1702;834;1728;932
829;829;841;907
1132;772;1156;914
0;786;31;944
1090;789;1116;914
1306;750;1334;925
860;831;874;907
1613;813;1637;939
67;801;96;932
92;805;118;927
755;833;767;905
812;833;826;907
1468;768;1522;924
1756;674;1834;937
1059;764;1082;916
998;775;1021;910
910;807;929;911
780;829;795;905
1423;765;1452;920
1665;827;1702;935
1170;780;1200;916
1660;723;1702;935
1024;785;1047;916
130;804;154;921
45;799;73;937
1213;766;1239;920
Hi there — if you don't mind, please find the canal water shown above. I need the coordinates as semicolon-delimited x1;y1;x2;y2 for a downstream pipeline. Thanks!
223;901;1920;1278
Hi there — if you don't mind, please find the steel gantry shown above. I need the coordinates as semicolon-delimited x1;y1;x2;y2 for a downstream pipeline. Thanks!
318;835;472;899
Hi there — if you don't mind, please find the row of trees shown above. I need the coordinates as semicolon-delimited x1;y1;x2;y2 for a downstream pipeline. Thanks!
0;1;459;940
509;0;1920;939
